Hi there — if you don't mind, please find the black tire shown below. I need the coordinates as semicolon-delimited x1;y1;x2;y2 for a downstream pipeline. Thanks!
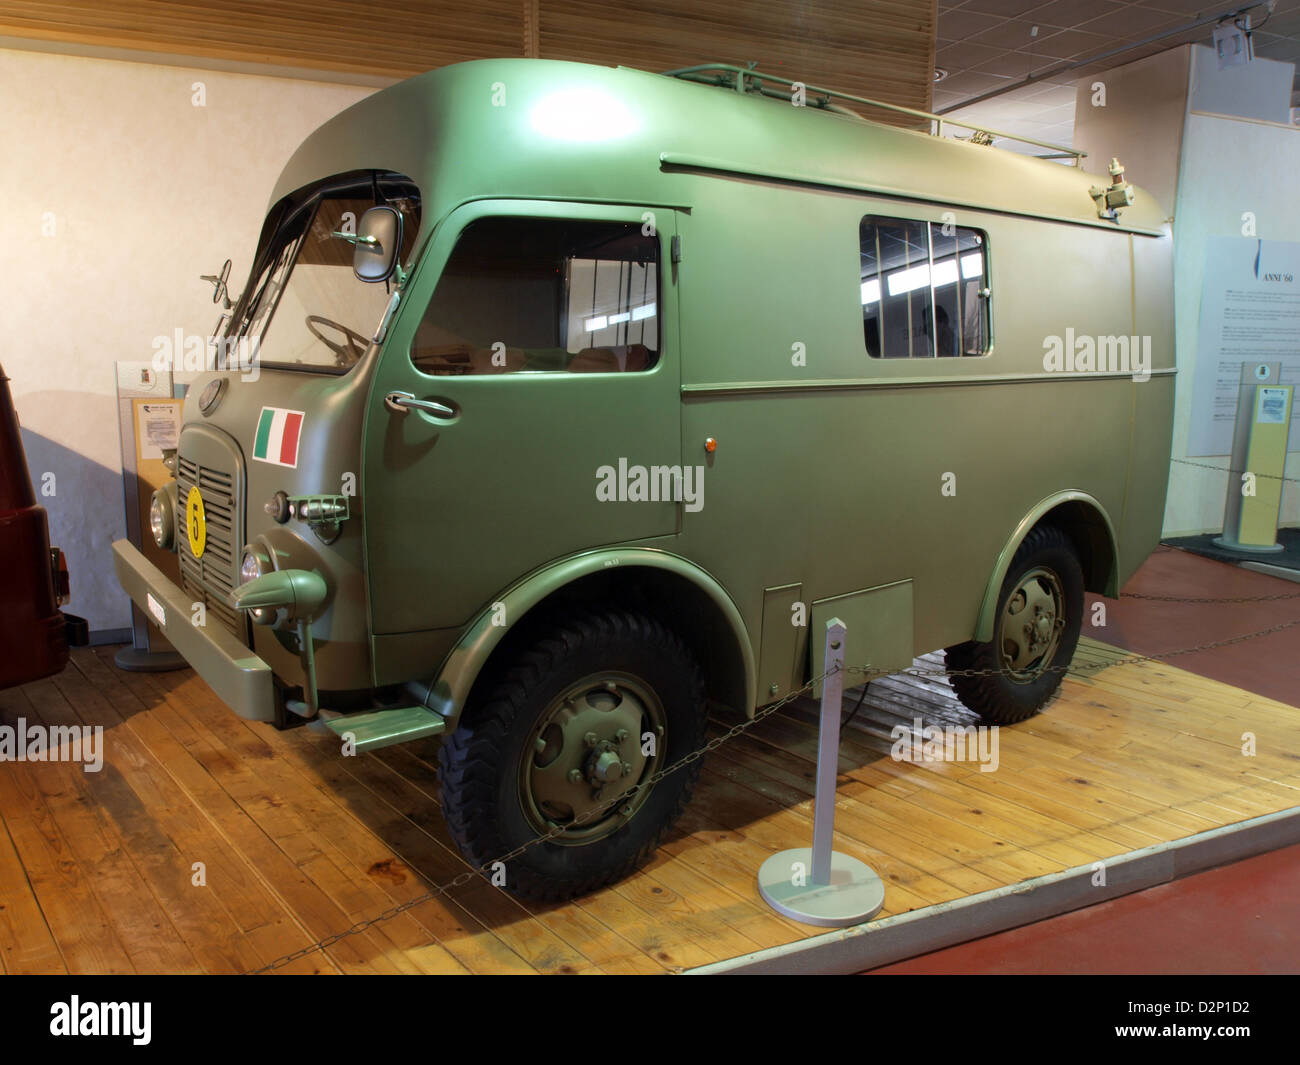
437;608;706;901
945;525;1084;725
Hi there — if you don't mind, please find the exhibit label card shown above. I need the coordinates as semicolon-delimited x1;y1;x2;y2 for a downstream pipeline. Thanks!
1188;236;1300;456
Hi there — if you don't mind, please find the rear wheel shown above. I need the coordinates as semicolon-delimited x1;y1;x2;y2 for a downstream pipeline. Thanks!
945;525;1084;724
437;608;706;900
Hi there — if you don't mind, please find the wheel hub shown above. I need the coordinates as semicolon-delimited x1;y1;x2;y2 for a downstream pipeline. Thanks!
586;743;630;784
519;674;665;844
1000;568;1066;684
1031;610;1055;647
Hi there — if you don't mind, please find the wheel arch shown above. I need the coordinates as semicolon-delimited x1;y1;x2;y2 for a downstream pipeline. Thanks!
425;548;757;729
974;491;1120;643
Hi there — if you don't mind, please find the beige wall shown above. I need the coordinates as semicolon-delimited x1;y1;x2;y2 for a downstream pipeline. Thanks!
1;46;371;631
1072;46;1191;219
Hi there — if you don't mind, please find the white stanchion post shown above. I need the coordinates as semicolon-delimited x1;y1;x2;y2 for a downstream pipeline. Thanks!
809;618;846;885
757;617;886;927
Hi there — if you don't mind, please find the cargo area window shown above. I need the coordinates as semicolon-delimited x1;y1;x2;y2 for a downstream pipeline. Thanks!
860;216;989;358
412;218;659;375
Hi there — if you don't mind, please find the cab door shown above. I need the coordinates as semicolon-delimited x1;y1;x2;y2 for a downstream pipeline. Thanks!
364;200;682;636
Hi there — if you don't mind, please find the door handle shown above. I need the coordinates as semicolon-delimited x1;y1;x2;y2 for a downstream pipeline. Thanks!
384;391;456;418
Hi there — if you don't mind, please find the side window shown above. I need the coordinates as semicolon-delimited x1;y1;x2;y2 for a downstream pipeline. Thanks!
412;218;659;375
860;216;989;358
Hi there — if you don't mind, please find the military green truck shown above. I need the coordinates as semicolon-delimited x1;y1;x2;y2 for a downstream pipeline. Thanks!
113;59;1174;900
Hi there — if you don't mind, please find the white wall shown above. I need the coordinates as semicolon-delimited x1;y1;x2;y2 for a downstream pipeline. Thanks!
1165;111;1300;536
0;47;371;632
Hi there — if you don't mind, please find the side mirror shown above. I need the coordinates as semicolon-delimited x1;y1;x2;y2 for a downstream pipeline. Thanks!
342;206;403;283
200;258;232;308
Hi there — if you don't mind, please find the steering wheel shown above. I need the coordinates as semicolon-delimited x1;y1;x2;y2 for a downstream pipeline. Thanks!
306;315;370;366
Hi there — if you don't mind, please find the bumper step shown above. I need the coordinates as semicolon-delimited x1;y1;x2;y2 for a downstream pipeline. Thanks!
320;705;447;753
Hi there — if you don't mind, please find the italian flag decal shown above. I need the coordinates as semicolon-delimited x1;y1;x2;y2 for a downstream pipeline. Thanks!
253;407;305;468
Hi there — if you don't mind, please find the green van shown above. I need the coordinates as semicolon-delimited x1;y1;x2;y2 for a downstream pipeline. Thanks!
114;59;1174;899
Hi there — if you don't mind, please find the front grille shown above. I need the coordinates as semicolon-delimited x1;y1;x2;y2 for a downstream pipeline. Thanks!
178;456;245;640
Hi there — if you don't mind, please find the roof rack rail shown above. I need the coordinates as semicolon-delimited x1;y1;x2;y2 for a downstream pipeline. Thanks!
661;63;1087;167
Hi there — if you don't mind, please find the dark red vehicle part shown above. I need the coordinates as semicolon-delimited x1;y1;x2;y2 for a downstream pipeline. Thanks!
0;363;81;690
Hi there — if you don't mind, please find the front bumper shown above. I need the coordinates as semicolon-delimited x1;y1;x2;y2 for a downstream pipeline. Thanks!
111;539;275;722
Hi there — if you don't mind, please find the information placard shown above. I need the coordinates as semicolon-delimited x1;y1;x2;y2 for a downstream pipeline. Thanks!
1188;237;1300;456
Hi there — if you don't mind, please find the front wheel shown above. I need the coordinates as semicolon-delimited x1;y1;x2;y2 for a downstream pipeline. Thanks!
437;609;706;901
945;525;1085;725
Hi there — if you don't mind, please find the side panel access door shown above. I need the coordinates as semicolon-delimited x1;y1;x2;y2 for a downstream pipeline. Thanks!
365;200;682;636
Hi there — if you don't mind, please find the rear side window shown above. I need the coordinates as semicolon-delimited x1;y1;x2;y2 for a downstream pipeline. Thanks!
860;216;989;358
412;218;659;375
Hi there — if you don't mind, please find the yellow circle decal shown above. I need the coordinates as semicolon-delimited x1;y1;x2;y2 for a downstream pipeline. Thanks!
185;485;207;558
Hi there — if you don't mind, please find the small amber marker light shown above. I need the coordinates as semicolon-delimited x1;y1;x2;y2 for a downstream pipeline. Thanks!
704;437;717;453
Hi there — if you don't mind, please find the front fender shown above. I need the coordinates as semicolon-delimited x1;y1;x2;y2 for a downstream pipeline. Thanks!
422;547;757;727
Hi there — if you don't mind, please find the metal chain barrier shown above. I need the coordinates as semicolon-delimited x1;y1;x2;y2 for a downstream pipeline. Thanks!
1145;456;1299;601
846;616;1300;684
1124;590;1300;603
245;665;839;974
1171;456;1300;485
246;613;1299;974
1139;460;1298;601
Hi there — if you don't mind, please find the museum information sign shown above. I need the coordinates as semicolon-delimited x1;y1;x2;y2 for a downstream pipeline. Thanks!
1189;237;1300;456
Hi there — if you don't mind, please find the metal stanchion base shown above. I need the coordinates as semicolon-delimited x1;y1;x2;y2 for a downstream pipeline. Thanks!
758;848;885;928
113;647;187;673
1212;535;1285;554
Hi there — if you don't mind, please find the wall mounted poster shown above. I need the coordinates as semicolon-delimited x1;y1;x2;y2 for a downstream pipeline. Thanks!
1188;237;1300;456
134;401;181;461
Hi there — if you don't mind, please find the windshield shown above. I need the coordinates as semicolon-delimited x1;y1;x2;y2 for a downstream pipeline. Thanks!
229;172;420;374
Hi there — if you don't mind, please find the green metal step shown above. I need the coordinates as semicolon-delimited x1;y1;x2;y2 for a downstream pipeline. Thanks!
320;705;446;752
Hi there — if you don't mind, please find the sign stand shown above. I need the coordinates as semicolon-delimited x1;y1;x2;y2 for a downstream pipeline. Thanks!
115;361;186;672
757;618;885;927
1214;361;1294;554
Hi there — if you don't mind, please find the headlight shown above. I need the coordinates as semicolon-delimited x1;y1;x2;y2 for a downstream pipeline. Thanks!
239;548;274;624
240;549;265;585
149;491;173;549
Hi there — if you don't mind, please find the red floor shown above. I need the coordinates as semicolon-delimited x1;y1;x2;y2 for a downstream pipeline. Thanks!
1088;545;1300;709
868;842;1300;974
866;545;1300;974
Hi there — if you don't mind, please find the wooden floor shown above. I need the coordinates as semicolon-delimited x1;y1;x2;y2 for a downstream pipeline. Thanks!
0;637;1297;975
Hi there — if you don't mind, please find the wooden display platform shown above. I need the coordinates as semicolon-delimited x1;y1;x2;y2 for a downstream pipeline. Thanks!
0;639;1296;974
